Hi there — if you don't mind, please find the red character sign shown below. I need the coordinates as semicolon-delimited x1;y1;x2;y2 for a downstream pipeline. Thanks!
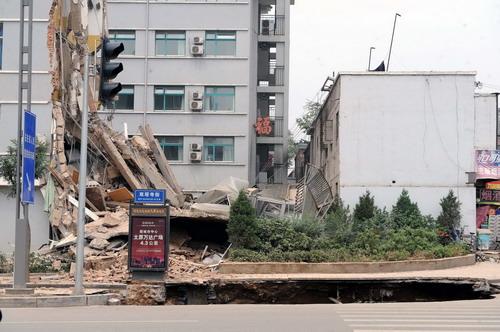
254;117;272;135
130;217;166;270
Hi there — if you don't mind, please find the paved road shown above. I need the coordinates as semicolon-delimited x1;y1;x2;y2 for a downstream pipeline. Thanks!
1;297;499;332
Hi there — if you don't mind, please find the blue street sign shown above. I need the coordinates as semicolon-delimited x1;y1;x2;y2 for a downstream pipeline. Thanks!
22;110;36;204
134;189;166;204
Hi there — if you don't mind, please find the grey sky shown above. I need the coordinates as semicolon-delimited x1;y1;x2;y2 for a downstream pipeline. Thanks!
289;0;500;139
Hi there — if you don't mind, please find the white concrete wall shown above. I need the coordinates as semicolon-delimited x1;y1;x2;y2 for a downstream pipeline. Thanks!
474;94;497;150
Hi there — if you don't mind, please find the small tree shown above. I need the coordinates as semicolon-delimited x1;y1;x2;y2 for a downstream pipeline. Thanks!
391;189;422;228
437;190;462;231
353;191;376;231
0;139;49;197
296;100;322;134
227;191;260;249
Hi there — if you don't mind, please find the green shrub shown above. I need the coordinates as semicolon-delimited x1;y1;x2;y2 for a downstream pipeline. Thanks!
0;252;13;273
289;216;323;239
227;191;260;249
229;249;268;262
353;191;376;230
255;217;312;253
437;190;462;231
391;189;423;228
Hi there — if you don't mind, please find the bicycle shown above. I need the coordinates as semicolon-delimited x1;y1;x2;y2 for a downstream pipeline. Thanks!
458;227;486;262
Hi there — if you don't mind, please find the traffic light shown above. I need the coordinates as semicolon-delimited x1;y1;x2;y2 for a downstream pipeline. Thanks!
99;37;124;104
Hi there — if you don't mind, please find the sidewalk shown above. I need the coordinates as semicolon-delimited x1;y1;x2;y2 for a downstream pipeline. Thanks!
1;261;499;307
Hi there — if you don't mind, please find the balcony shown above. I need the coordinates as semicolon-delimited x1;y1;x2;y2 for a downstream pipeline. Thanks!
259;15;285;35
258;66;284;87
254;116;284;137
257;163;286;184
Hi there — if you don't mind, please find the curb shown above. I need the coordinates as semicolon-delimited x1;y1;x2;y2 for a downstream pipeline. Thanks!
0;293;118;308
219;254;477;274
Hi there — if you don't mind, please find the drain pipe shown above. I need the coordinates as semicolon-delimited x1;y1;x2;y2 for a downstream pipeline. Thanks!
143;0;150;127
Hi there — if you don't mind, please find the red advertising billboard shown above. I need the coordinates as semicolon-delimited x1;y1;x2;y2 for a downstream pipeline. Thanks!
128;206;169;272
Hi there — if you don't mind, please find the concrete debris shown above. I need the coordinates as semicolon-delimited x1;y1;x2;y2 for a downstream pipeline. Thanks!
37;0;306;285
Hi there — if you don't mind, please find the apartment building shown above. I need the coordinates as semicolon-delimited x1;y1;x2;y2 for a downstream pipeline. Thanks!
106;0;293;191
0;0;52;253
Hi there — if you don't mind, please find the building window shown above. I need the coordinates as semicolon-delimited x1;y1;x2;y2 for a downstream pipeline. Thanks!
158;136;183;161
204;87;235;112
109;30;135;55
203;137;234;162
156;31;185;56
205;31;236;56
154;86;184;111
0;23;3;70
106;85;134;110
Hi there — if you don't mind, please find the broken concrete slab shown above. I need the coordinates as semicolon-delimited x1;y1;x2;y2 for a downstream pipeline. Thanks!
89;238;110;250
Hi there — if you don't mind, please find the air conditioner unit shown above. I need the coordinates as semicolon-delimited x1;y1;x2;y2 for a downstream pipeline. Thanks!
191;45;204;55
193;37;204;45
190;143;202;151
190;152;202;162
190;91;203;100
262;20;270;35
190;100;203;111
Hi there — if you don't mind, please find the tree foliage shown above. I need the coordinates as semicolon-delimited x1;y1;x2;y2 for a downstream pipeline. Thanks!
352;191;376;230
391;189;422;228
0;139;49;197
227;191;260;249
295;100;322;134
437;190;462;231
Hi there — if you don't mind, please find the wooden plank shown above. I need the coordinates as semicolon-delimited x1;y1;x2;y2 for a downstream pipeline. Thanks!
99;131;143;191
108;187;133;202
137;154;180;207
67;195;99;221
140;125;184;203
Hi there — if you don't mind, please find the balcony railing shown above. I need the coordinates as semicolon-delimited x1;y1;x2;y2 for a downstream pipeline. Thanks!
257;163;286;184
259;15;285;36
258;66;284;87
255;116;284;137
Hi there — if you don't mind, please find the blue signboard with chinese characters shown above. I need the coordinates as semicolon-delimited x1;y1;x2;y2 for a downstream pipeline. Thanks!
134;189;166;204
22;110;36;204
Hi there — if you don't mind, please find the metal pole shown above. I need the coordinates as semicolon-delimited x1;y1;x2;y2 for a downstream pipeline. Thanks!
14;0;33;289
368;47;375;71
387;13;401;71
15;0;26;222
72;53;90;296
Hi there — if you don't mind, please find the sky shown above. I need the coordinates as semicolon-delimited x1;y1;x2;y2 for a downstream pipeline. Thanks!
289;0;500;140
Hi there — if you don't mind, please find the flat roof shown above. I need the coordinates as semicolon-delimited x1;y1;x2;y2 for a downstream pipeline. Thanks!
338;71;477;76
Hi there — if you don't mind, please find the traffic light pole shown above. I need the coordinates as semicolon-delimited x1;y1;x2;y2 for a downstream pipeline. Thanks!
72;52;91;296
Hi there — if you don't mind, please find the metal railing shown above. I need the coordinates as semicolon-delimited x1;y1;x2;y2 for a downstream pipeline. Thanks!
257;162;286;184
259;15;285;35
258;66;284;86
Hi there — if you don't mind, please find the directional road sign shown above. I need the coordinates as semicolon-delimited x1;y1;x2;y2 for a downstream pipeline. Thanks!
22;110;36;204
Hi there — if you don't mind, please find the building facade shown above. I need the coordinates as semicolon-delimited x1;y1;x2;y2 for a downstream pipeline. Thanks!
106;0;293;192
306;72;497;231
0;0;53;254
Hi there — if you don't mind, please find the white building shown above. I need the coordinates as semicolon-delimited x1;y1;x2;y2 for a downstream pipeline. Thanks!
106;0;293;191
307;72;497;230
0;0;52;254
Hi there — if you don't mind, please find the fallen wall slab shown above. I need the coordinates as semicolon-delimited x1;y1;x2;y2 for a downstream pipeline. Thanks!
219;254;476;274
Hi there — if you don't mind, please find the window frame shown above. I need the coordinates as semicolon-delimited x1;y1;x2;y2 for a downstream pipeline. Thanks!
203;137;235;162
109;30;135;56
155;31;186;56
154;86;185;111
205;31;236;56
204;86;235;112
0;23;3;70
106;85;134;110
157;136;184;162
